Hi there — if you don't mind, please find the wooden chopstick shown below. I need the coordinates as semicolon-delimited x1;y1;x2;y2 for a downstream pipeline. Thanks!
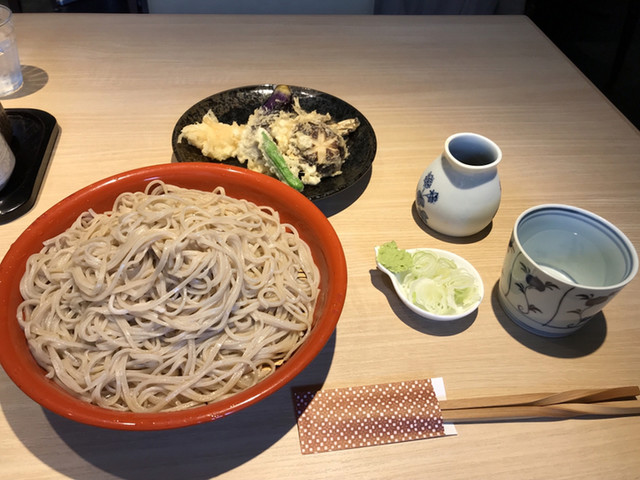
441;400;640;423
439;386;640;411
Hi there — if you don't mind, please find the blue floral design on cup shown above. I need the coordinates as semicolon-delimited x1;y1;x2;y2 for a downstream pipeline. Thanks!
498;205;638;337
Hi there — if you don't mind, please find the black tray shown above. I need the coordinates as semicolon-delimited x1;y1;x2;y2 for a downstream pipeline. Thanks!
0;109;59;224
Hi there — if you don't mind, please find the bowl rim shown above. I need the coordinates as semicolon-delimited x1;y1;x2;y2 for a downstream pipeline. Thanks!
0;162;347;430
513;203;639;290
444;132;502;171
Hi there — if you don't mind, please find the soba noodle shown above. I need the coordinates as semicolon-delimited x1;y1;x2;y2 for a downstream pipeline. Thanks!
17;181;320;413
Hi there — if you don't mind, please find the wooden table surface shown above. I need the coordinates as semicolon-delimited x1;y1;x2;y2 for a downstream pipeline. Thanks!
1;13;639;480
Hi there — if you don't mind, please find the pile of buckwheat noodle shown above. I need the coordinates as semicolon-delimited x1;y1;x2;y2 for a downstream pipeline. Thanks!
18;180;320;413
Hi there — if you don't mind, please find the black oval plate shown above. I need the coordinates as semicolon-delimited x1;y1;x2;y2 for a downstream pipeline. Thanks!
171;84;377;201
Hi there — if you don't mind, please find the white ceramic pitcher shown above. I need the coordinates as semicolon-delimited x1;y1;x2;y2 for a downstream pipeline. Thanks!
415;132;502;237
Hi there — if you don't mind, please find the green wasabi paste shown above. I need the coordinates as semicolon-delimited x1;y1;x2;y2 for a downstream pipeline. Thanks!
377;241;413;273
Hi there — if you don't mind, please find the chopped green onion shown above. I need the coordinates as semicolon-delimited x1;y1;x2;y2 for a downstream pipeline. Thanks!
259;130;304;192
377;242;480;315
402;252;479;315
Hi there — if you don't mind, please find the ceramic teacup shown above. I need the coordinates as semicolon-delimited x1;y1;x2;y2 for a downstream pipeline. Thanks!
498;204;638;337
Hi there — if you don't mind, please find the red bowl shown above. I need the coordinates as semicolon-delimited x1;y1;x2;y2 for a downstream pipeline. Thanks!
0;163;347;430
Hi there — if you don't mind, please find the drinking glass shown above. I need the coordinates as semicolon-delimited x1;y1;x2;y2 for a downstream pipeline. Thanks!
0;6;23;96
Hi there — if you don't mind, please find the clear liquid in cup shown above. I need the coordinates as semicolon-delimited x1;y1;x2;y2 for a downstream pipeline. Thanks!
0;37;22;96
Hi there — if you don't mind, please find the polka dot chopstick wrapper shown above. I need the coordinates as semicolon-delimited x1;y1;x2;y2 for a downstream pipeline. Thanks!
292;377;457;454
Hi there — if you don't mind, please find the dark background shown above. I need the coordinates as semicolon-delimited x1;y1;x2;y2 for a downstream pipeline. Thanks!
2;0;638;130
526;0;639;130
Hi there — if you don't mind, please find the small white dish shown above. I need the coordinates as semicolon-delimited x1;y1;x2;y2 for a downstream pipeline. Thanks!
375;246;484;321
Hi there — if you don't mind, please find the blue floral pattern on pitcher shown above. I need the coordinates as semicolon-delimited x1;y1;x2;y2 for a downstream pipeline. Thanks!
416;171;439;225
